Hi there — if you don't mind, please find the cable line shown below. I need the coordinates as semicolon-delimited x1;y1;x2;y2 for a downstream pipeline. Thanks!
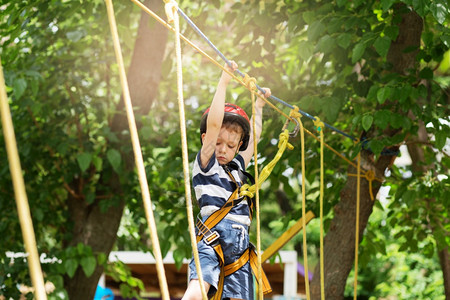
177;7;358;142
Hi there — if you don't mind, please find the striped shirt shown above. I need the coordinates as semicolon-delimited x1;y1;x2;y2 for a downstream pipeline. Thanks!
192;152;251;226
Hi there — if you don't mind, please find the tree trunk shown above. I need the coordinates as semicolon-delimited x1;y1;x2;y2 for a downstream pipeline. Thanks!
64;1;168;299
438;246;450;298
310;5;422;299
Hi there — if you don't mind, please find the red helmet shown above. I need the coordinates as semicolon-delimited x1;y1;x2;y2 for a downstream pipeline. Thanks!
200;103;250;151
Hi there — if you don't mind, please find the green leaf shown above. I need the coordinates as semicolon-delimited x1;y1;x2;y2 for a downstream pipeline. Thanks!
402;190;416;205
412;0;427;17
430;2;447;24
336;0;347;7
97;253;107;266
367;85;379;102
320;97;346;123
92;156;103;171
337;33;352;49
390;113;404;129
384;26;399;41
77;242;85;255
80;256;96;277
419;67;434;79
380;0;396;11
65;258;79;278
77;152;92;172
298;40;314;62
352;42;366;63
173;248;185;270
317;35;335;54
377;86;392;104
308;20;326;42
362;114;373;131
374;110;391;130
107;149;122;173
13;78;27;99
434;130;447;149
441;34;450;47
373;36;391;57
368;139;384;156
302;11;316;24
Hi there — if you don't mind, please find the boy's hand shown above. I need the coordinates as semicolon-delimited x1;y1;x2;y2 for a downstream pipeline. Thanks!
221;60;238;84
256;87;271;107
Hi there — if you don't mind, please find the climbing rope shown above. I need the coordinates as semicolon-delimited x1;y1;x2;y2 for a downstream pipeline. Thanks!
313;116;325;300
0;59;48;300
163;0;208;298
248;80;264;300
296;110;311;300
104;1;170;299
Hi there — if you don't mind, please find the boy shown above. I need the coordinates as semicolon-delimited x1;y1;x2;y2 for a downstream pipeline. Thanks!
182;61;271;300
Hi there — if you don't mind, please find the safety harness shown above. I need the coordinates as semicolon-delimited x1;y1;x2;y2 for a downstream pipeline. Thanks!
195;162;272;299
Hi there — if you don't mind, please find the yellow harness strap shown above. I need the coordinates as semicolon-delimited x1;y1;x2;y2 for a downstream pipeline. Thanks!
196;185;272;299
224;247;273;295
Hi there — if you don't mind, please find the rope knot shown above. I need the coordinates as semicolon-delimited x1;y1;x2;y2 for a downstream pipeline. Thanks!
243;73;257;91
164;0;178;23
365;170;375;181
279;130;294;150
289;105;302;119
313;116;325;132
239;184;254;198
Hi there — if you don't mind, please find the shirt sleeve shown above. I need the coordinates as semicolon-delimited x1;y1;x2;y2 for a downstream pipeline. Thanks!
195;151;218;174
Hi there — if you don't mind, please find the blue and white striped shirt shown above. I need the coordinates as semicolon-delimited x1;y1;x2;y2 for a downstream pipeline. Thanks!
192;152;251;226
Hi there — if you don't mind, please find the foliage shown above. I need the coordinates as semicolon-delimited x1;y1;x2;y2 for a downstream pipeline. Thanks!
1;0;449;298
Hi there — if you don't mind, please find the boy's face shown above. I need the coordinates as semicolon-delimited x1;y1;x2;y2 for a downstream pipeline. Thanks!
214;126;243;165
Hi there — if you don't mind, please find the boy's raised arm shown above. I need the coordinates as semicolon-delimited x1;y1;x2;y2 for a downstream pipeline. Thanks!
200;61;238;168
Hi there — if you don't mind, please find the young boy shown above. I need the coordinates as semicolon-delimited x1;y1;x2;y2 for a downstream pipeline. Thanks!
182;61;271;300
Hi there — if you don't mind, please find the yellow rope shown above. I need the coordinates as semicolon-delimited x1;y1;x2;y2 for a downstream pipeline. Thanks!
0;59;48;300
104;1;170;299
297;114;311;300
239;129;294;198
249;85;264;300
313;117;325;300
168;2;208;299
353;151;361;300
348;169;378;201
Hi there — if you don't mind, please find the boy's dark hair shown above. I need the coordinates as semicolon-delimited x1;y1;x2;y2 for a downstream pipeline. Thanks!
200;103;250;151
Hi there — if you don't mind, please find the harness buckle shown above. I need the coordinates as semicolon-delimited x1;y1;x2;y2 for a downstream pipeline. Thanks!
196;216;220;245
204;231;220;245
